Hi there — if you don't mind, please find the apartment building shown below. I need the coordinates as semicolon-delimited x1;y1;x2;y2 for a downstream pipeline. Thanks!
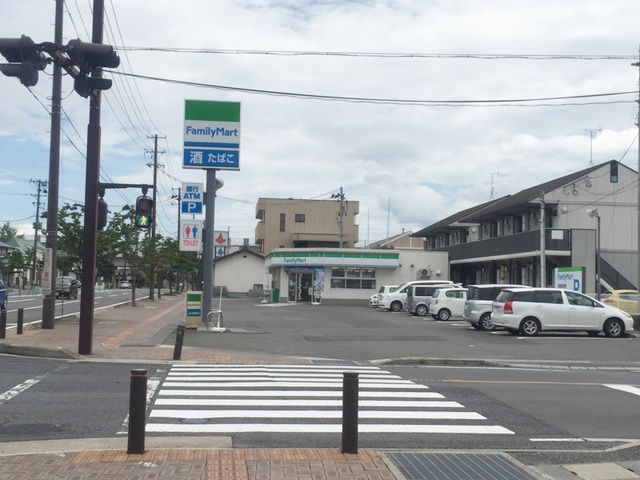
412;160;637;294
255;197;359;254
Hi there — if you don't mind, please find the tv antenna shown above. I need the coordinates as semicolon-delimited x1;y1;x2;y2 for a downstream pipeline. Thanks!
489;171;500;199
579;127;602;166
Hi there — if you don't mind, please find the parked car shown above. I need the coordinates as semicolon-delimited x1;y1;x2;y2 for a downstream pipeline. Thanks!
369;285;398;307
429;287;467;320
120;280;132;289
601;289;638;315
464;284;528;331
379;280;454;312
406;284;459;316
0;279;7;309
55;276;79;300
491;287;634;338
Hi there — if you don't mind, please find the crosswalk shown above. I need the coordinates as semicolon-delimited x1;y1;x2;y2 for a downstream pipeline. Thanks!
145;364;514;435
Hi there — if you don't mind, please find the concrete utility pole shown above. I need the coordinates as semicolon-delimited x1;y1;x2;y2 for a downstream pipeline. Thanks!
539;192;546;288
332;187;346;248
147;134;163;300
30;179;47;288
41;0;63;329
633;55;640;315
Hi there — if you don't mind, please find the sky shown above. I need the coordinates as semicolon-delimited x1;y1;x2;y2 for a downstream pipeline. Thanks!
1;0;639;247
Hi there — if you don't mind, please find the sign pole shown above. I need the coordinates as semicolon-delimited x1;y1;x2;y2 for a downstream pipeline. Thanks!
201;169;217;328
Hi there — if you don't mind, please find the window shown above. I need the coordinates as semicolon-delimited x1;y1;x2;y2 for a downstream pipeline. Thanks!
295;214;305;222
331;268;375;289
610;161;618;183
279;213;286;232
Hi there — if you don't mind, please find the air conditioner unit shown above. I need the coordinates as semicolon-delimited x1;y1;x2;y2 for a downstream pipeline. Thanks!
417;267;431;279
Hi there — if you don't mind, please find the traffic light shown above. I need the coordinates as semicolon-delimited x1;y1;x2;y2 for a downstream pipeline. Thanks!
0;35;48;87
66;39;120;73
135;195;153;229
65;39;120;97
97;197;108;230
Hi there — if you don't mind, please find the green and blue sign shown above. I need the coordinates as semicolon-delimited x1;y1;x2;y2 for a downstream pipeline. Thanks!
183;100;241;170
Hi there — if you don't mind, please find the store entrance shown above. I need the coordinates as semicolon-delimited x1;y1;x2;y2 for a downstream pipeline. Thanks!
288;272;314;302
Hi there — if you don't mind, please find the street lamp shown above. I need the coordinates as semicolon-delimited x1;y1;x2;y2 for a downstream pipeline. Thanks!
586;209;601;300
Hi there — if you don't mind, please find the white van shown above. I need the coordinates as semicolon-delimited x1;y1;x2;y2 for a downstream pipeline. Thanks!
379;280;454;312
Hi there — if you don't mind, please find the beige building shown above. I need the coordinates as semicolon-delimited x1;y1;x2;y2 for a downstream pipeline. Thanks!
255;197;359;254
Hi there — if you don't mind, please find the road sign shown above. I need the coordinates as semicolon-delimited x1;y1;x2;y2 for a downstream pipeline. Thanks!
183;100;241;170
181;182;204;214
180;220;203;252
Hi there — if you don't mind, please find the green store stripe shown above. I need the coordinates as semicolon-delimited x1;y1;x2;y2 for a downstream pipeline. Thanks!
185;100;241;122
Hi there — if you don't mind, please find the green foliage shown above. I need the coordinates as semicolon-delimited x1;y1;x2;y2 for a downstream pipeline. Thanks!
0;222;21;243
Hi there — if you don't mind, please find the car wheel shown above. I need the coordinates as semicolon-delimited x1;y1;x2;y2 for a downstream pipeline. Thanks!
416;304;428;316
478;313;495;331
603;318;625;338
586;331;600;337
520;317;541;336
437;309;451;321
390;301;403;312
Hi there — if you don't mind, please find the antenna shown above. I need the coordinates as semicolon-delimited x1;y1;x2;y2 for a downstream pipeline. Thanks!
578;127;602;166
489;171;500;199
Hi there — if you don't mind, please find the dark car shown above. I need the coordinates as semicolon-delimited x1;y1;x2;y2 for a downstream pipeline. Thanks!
0;279;7;309
55;276;79;300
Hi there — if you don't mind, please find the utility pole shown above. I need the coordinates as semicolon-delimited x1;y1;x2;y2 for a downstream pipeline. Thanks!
331;187;346;248
633;54;640;315
539;192;546;288
172;187;181;239
30;179;47;288
147;134;164;300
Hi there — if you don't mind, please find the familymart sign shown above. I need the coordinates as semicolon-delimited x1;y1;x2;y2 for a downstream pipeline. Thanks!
183;100;241;170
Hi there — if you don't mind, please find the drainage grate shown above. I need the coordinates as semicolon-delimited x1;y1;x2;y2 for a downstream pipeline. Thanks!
311;359;360;366
386;452;537;480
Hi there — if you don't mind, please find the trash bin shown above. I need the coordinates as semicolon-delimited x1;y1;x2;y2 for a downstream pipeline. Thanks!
272;287;280;302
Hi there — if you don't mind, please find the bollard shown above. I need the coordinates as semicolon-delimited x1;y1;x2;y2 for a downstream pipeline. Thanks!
341;371;359;454
127;369;148;454
173;325;185;360
17;308;24;335
0;309;6;339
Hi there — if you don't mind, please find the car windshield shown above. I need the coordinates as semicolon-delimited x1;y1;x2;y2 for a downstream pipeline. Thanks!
56;278;71;287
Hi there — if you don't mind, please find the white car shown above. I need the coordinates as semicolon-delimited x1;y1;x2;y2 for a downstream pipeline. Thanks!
491;287;634;337
369;293;379;307
429;287;467;320
379;280;454;312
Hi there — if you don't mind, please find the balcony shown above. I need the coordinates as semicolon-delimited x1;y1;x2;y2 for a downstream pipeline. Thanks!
438;229;571;262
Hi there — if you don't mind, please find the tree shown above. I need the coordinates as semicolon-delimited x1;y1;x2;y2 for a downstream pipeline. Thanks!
57;203;84;275
0;222;21;242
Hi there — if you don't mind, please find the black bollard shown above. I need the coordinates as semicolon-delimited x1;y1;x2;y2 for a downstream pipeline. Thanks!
173;325;185;360
341;371;359;454
0;309;6;339
127;369;148;454
17;308;23;335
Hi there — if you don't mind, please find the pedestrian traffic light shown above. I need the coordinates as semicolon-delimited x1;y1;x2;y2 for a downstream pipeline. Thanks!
0;35;48;87
135;195;153;229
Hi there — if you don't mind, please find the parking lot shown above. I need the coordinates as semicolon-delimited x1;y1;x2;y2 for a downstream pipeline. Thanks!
171;298;640;368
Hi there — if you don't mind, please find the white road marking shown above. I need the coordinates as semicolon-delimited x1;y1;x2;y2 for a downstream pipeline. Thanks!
150;409;485;420
158;389;442;398
604;384;640;397
0;376;45;404
155;398;464;408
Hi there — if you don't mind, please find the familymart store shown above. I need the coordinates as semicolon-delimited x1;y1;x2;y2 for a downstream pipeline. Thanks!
265;248;402;304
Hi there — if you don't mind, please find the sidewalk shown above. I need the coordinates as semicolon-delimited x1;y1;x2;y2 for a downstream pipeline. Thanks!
1;294;639;480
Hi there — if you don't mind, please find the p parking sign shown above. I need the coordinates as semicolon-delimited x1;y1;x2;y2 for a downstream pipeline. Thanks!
181;182;203;214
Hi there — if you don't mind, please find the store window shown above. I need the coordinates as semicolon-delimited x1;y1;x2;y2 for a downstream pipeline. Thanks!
330;267;375;289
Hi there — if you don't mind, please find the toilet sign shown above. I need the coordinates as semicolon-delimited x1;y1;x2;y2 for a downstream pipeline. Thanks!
181;182;204;214
180;220;203;252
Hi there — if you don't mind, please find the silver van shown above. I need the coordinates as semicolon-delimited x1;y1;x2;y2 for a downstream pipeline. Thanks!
406;283;458;316
464;284;527;330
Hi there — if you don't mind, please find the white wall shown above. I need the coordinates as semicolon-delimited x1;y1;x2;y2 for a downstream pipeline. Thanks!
215;252;265;293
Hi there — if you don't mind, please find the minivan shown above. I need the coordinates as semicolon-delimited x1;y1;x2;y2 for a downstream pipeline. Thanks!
463;284;527;331
379;280;454;312
406;284;459;316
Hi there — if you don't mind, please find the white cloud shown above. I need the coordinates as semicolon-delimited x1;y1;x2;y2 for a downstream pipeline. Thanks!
0;0;638;246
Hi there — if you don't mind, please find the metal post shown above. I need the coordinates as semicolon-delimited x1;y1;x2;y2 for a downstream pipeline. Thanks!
202;170;217;326
173;325;185;360
78;0;105;355
17;308;24;334
0;310;6;339
127;369;147;454
341;371;359;454
596;213;602;300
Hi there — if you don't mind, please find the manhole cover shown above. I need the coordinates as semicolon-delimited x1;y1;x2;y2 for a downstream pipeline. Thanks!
386;452;537;480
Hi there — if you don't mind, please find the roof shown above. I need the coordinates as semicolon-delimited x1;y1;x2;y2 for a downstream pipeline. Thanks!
215;247;264;263
413;160;632;237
